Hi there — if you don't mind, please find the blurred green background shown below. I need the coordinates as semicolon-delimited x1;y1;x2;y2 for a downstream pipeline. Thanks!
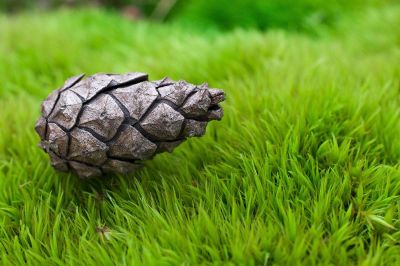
1;0;395;32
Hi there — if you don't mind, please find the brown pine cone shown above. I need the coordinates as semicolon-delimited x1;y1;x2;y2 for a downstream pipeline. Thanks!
34;72;225;178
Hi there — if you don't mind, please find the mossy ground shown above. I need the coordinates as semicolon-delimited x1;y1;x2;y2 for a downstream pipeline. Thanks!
0;4;400;265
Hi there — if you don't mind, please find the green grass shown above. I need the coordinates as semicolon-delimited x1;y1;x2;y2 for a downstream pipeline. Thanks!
0;4;400;265
171;0;388;32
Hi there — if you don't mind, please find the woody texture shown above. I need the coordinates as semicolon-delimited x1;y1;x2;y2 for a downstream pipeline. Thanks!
35;72;225;178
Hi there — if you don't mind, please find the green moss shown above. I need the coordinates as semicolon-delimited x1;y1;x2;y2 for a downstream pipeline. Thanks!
0;5;400;265
170;0;390;32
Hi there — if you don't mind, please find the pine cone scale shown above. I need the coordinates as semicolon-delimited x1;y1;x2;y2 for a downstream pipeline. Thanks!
78;94;125;141
48;90;83;130
108;125;157;161
110;81;159;121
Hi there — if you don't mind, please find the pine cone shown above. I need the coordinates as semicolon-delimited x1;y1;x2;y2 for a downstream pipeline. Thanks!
35;73;225;178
